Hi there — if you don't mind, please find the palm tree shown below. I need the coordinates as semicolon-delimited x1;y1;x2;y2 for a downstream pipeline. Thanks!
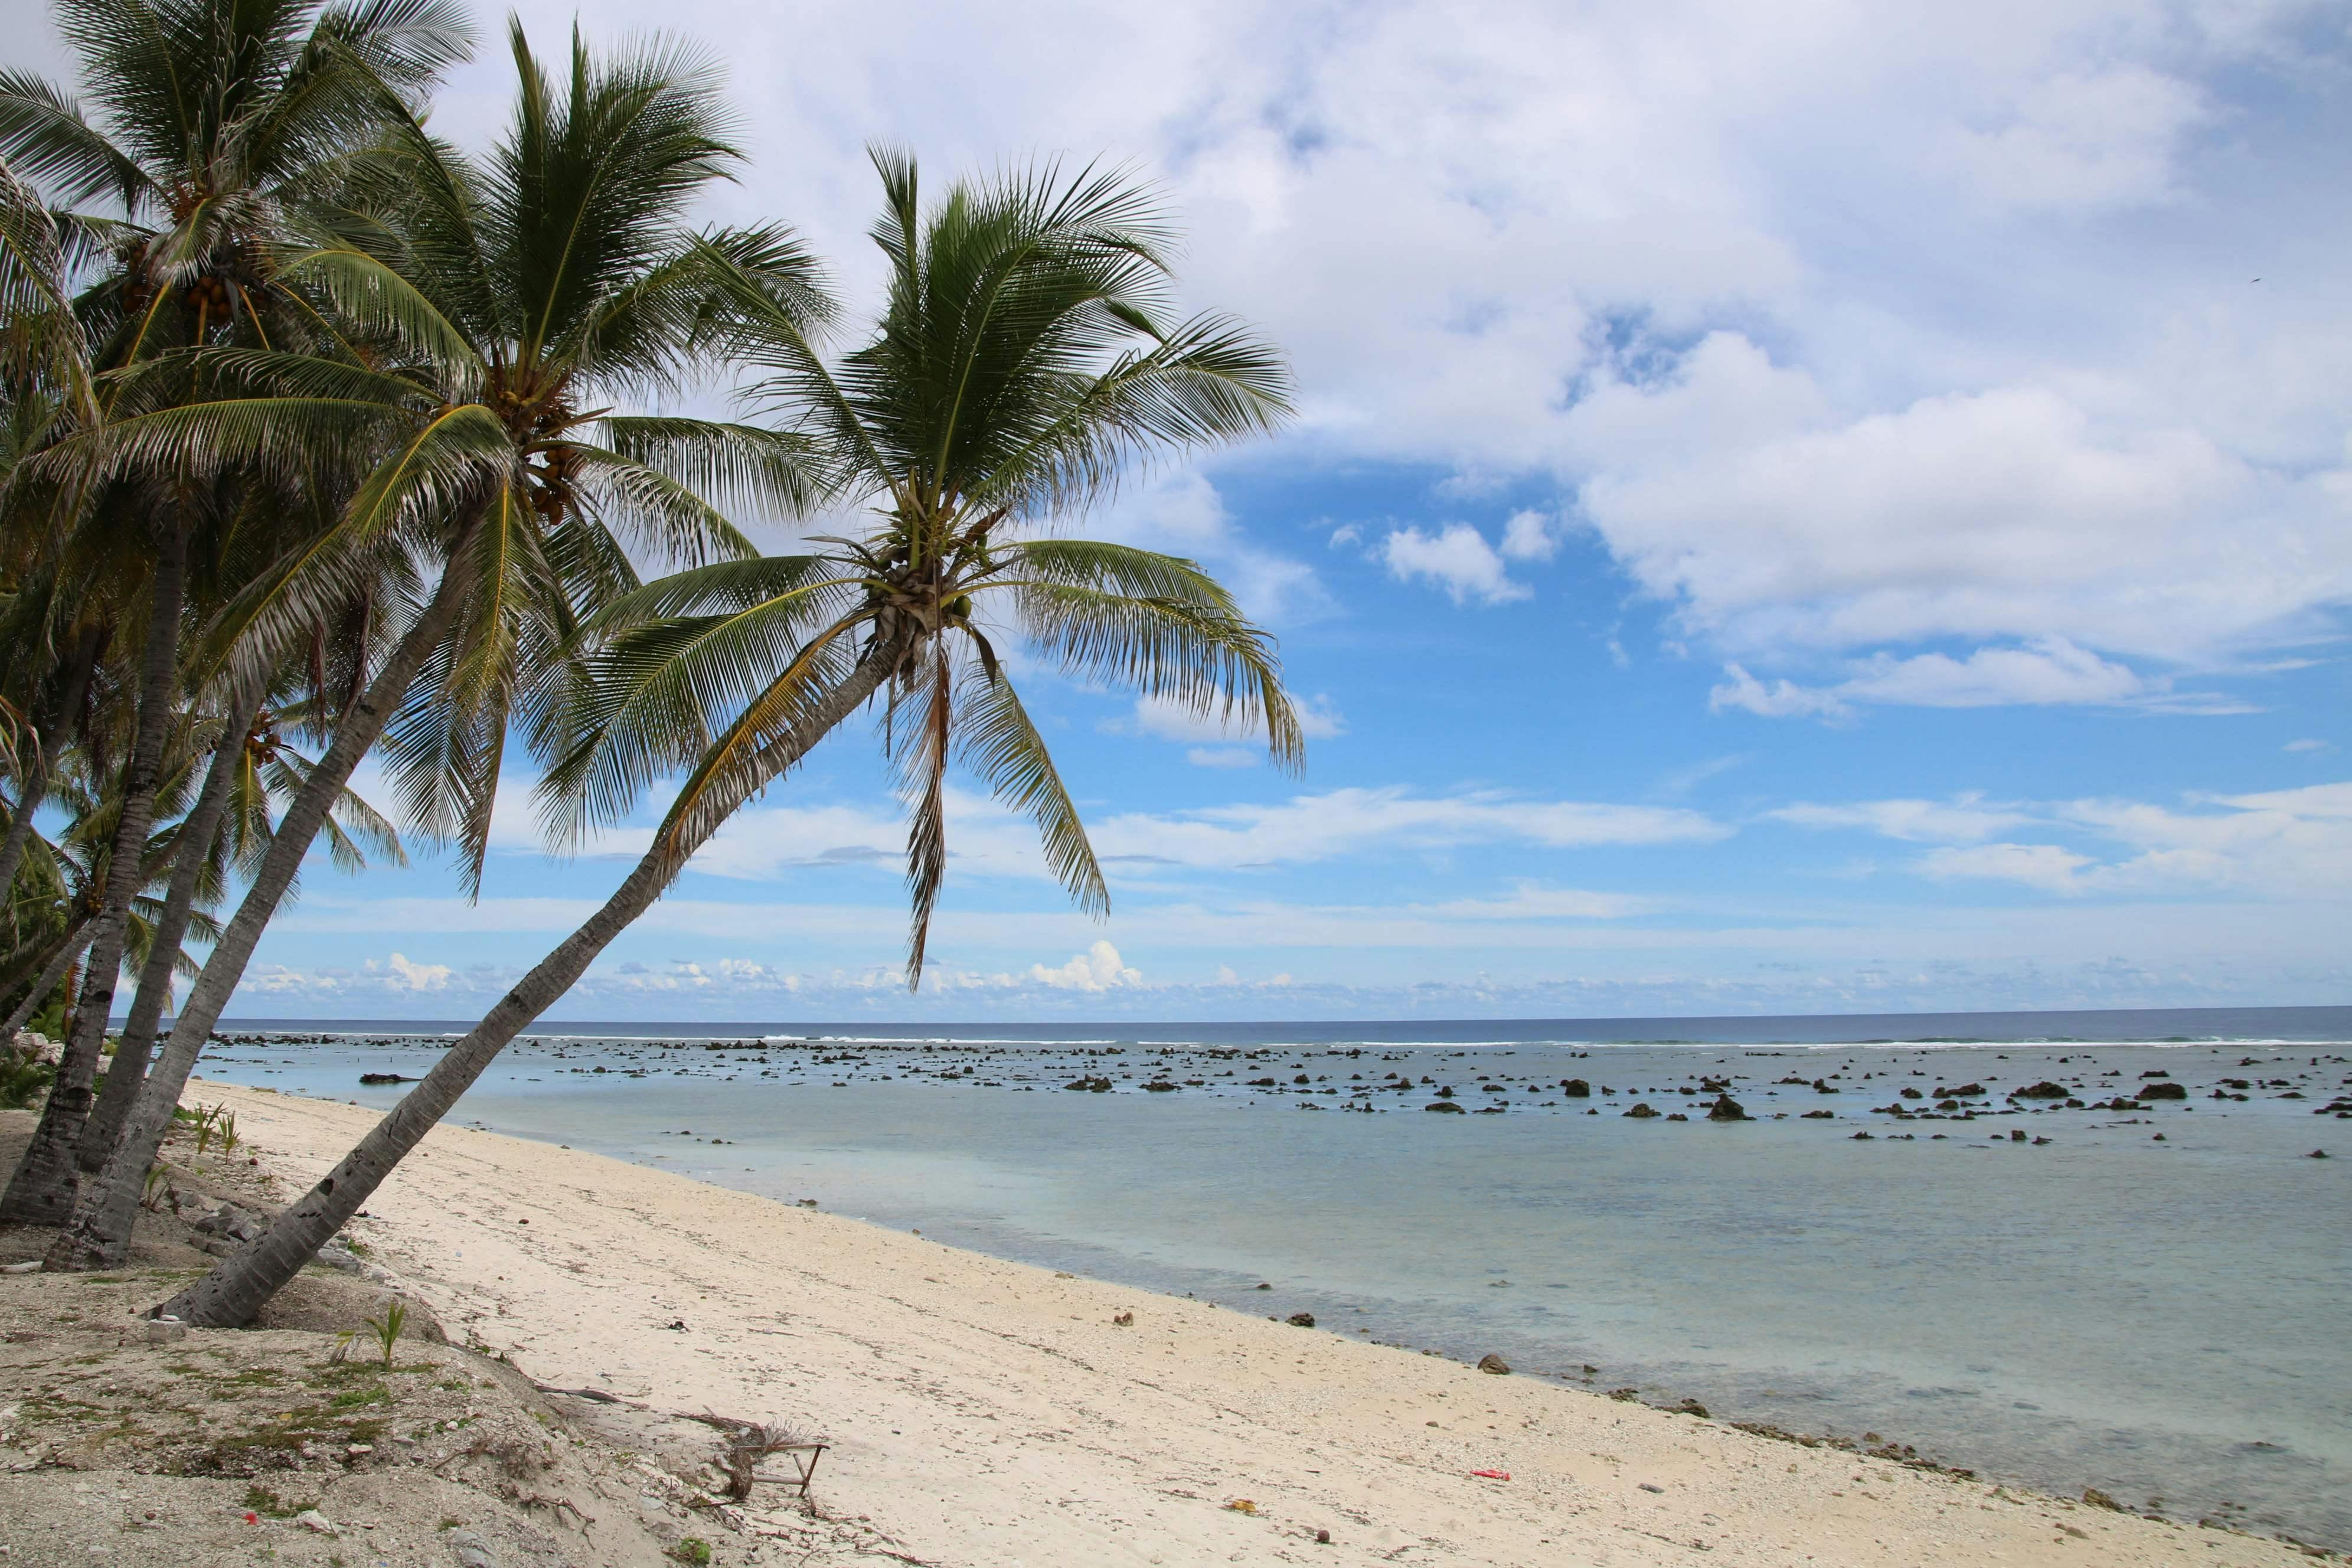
0;745;223;1039
0;149;106;932
73;680;405;1167
53;19;818;1270
0;0;470;1224
158;148;1301;1327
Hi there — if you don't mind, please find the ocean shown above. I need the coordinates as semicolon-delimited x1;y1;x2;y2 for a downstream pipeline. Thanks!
192;1005;2351;1548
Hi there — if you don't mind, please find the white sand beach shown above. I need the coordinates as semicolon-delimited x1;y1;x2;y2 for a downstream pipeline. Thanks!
148;1080;2325;1568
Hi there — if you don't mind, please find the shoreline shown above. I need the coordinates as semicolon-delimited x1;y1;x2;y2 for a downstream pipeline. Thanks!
182;1080;2331;1567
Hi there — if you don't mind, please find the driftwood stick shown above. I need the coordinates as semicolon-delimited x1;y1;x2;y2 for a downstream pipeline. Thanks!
663;1409;825;1498
535;1384;637;1405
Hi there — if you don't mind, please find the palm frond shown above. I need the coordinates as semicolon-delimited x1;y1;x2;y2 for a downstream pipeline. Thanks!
955;659;1106;917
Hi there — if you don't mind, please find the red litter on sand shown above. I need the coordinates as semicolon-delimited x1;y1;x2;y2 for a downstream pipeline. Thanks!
241;1513;260;1524
1470;1469;1511;1481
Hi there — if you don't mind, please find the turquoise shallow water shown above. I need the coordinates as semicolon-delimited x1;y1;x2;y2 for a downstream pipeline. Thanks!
194;1008;2352;1548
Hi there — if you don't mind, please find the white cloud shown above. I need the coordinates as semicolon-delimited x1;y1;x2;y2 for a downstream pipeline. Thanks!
1772;794;2033;845
1090;786;1726;869
1939;66;2209;213
1115;692;1347;745
1028;940;1142;991
1709;663;1851;719
380;0;2352;705
1417;884;1652;920
1570;342;2352;672
1713;638;2236;720
1838;639;2148;707
1092;471;1328;624
1657;753;1752;795
1796;780;2352;897
378;952;453;991
1498;508;1560;562
473;779;1723;891
1381;523;1527;605
1185;746;1260;769
1917;842;2098;894
2285;738;2328;753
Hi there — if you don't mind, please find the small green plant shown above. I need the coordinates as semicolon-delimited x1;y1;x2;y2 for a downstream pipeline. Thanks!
217;1110;240;1156
0;1051;54;1110
140;1164;168;1212
362;1301;407;1369
671;1540;713;1566
190;1105;220;1155
241;1484;315;1519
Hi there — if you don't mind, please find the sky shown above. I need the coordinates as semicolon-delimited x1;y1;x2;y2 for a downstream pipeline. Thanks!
25;0;2352;1021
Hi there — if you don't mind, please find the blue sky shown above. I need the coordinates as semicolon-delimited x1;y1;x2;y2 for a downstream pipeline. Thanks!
37;0;2352;1020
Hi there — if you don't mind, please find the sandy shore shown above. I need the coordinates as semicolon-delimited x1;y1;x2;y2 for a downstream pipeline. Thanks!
191;1080;2320;1568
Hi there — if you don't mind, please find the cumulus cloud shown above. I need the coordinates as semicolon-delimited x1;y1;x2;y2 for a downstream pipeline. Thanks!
1498;508;1562;561
1938;66;2210;213
1029;940;1142;991
377;953;453;991
1571;347;2352;664
1709;664;1851;720
373;0;2352;708
1381;522;1528;605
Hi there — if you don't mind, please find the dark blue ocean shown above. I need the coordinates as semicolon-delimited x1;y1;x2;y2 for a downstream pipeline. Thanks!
195;1005;2352;1547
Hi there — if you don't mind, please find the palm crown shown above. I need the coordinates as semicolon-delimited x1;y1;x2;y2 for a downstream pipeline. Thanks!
545;150;1302;980
93;20;823;886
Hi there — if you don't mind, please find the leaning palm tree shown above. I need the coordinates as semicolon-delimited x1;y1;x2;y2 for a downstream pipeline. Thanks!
53;20;816;1269
0;749;221;1039
73;678;407;1167
156;149;1301;1327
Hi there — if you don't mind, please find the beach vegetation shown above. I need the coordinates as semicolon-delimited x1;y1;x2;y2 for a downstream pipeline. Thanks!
241;1484;316;1520
0;1044;55;1108
364;1299;407;1368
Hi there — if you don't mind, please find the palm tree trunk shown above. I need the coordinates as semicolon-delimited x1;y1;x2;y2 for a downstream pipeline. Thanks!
1;917;95;1038
50;538;481;1270
155;638;904;1325
1;520;187;1227
0;628;103;930
77;675;266;1172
